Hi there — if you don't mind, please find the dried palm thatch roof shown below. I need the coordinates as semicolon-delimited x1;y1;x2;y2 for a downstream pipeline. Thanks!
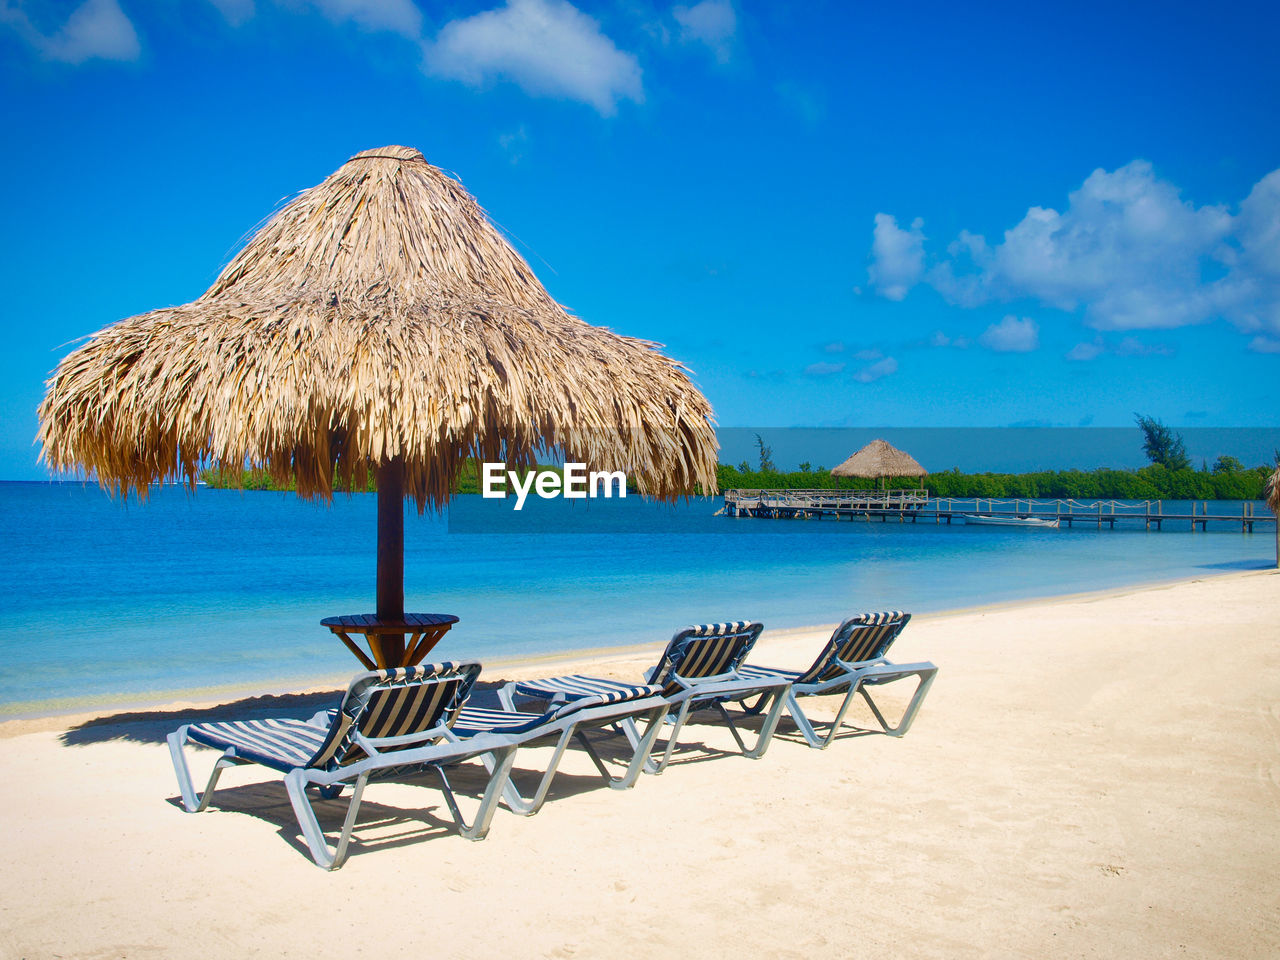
830;439;927;478
38;146;718;508
1266;467;1280;569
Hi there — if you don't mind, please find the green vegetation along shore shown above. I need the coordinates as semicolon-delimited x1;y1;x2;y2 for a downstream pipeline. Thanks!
715;462;1272;500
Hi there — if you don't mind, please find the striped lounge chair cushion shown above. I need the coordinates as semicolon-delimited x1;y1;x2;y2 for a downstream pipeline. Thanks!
509;674;647;703
454;683;660;736
735;664;803;684
452;706;548;735
188;717;332;772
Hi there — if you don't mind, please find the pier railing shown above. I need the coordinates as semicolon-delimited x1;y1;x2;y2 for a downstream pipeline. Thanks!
933;497;1158;517
725;488;929;509
720;489;1274;531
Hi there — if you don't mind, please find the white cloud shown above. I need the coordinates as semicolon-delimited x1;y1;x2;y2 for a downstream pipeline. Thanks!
673;0;736;63
931;162;1236;329
1223;168;1280;336
1;0;140;63
876;161;1280;345
1020;165;1221;321
804;361;845;376
927;330;971;349
821;341;845;353
308;0;423;38
853;356;898;383
1113;336;1173;357
498;124;529;163
852;348;882;361
1235;170;1280;278
979;315;1039;353
206;0;421;36
1248;335;1280;354
1066;335;1175;361
868;213;924;301
426;0;643;115
1066;339;1105;362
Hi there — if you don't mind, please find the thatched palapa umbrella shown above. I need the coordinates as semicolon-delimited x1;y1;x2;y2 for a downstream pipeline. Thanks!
830;439;927;489
1264;466;1279;569
38;146;718;665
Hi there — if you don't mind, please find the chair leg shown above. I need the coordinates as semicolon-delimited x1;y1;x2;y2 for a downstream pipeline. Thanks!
167;727;238;813
710;690;788;759
471;726;582;817
649;699;697;775
482;706;668;816
816;684;865;749
711;702;749;753
615;706;668;787
773;685;868;750
574;729;614;780
782;682;897;750
858;666;939;737
654;688;788;771
742;686;788;759
786;665;940;748
284;769;367;871
501;729;577;816
777;689;826;748
580;705;669;786
435;748;520;840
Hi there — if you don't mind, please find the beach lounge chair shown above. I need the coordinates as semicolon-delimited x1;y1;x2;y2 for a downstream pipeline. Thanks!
168;661;520;870
169;662;671;869
734;611;937;749
499;621;792;774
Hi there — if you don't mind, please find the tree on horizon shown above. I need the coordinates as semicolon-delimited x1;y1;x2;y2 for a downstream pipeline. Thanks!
754;433;775;472
1135;414;1190;470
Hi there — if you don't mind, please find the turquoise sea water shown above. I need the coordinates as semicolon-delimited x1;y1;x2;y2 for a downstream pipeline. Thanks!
0;482;1272;713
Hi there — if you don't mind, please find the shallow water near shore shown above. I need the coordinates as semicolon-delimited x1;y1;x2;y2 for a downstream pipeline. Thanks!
0;481;1272;711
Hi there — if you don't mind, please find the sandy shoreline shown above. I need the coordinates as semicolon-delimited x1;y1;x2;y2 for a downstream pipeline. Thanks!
2;568;1277;958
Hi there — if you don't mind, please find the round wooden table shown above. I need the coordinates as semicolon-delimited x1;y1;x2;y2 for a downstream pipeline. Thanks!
321;613;460;670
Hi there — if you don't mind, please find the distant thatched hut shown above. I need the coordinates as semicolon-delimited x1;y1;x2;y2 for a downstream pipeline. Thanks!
831;439;927;489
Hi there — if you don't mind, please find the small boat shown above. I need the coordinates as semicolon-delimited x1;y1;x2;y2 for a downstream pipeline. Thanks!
961;514;1059;528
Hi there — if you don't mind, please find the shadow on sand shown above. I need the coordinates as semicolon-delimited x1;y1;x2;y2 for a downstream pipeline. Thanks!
59;680;514;747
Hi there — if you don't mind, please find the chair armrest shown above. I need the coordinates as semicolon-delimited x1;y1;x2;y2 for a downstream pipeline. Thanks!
832;655;889;674
353;722;454;754
854;660;938;683
672;673;791;701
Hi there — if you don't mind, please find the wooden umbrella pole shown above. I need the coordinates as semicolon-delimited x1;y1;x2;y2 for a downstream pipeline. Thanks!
376;455;406;665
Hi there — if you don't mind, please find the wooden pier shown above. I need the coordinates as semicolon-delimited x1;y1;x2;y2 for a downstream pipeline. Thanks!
720;489;1275;532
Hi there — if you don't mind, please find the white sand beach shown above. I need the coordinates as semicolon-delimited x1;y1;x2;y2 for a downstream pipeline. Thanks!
2;569;1278;959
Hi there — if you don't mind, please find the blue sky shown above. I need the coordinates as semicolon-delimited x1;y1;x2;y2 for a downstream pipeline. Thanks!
1;0;1277;479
